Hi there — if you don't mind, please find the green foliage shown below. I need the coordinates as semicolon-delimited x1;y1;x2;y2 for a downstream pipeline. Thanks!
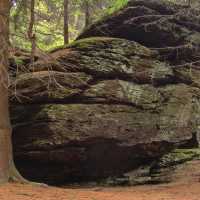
107;0;129;14
13;57;25;66
10;0;129;51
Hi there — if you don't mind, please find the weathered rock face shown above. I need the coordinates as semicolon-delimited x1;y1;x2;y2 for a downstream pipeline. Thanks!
118;148;200;185
78;0;200;65
11;37;200;184
148;148;200;184
10;71;92;103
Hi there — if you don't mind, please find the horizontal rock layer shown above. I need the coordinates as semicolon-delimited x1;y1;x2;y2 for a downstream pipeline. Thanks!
10;37;200;184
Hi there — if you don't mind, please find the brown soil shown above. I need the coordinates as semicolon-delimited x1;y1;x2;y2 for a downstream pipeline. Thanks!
1;182;200;200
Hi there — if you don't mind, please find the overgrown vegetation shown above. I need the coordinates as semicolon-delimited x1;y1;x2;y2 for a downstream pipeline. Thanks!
10;0;130;51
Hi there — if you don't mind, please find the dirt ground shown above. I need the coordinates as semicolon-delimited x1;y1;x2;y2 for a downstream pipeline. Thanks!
0;182;200;200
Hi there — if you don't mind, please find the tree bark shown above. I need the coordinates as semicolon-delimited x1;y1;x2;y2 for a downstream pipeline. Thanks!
85;0;91;27
0;0;27;184
28;0;36;64
64;0;69;45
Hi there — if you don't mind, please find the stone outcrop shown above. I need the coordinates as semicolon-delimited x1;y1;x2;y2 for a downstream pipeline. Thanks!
78;0;200;65
11;37;200;185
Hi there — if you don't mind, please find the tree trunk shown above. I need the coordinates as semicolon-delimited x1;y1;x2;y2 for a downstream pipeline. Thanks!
85;0;91;27
64;0;69;45
0;0;27;184
28;0;36;64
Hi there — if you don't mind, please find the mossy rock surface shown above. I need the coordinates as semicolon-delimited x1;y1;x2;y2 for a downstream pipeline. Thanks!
78;0;200;66
156;148;200;168
149;148;200;184
9;22;200;185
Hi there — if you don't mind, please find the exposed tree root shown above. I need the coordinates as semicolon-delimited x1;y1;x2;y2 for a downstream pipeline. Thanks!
8;161;48;187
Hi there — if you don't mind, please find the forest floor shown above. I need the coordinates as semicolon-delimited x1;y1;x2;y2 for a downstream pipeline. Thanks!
0;182;200;200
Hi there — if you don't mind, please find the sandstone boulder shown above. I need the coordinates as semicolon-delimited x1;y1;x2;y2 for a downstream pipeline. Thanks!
11;37;200;184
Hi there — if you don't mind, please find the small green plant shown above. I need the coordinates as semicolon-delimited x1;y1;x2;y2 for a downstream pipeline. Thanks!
14;57;24;66
107;0;129;15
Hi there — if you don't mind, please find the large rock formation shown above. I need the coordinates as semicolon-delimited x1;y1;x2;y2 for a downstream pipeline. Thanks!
78;0;200;65
11;37;200;185
11;0;200;185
